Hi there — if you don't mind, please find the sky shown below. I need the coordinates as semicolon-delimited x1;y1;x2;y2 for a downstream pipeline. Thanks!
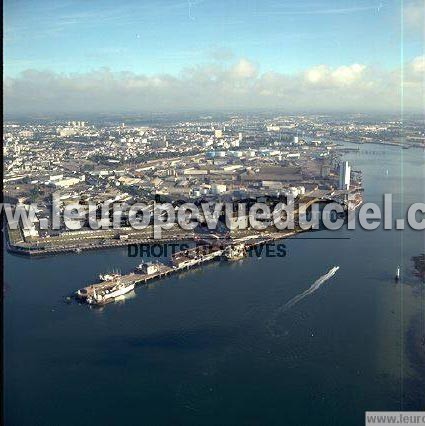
4;0;425;114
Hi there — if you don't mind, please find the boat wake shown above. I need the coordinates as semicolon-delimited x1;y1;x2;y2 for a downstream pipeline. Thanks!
267;266;340;336
282;266;340;312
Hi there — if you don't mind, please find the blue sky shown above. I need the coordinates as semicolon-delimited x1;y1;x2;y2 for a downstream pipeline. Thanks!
4;0;421;76
4;0;424;113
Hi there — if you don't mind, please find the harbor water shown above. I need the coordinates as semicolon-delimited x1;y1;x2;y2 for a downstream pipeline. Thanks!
4;143;425;425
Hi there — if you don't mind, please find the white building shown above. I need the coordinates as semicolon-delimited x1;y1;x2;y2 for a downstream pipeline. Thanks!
52;177;81;188
58;127;76;137
49;174;64;181
339;161;351;190
214;129;223;138
266;125;280;132
140;262;159;275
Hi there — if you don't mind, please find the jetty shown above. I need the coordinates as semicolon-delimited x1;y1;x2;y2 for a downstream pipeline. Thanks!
74;233;291;306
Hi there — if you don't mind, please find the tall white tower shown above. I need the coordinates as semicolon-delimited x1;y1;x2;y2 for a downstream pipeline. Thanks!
339;161;351;190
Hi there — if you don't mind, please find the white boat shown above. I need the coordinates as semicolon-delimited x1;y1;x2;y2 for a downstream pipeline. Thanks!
87;281;135;305
330;266;340;274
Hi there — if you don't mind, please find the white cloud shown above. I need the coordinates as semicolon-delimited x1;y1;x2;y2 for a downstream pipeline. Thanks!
410;55;425;74
331;64;366;85
305;64;366;86
231;58;258;79
403;55;425;90
305;65;328;84
3;57;424;115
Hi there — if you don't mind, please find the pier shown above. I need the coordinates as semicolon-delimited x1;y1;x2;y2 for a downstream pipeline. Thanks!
75;242;225;305
73;233;293;306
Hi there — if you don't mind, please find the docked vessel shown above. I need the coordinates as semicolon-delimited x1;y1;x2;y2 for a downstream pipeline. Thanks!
87;281;135;305
76;276;135;306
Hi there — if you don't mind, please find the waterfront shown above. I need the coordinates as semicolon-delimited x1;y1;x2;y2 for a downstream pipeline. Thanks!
4;143;425;425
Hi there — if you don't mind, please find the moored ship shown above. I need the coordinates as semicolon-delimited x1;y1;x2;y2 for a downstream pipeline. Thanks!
88;281;135;305
76;276;135;306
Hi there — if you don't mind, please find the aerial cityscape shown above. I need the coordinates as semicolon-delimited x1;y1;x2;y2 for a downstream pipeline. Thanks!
3;0;424;425
4;114;373;254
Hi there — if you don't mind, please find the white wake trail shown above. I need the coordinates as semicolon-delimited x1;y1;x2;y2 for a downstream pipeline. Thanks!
282;266;340;312
266;266;340;337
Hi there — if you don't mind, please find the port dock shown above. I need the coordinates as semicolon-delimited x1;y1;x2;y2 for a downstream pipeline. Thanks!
74;233;294;306
75;242;225;305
